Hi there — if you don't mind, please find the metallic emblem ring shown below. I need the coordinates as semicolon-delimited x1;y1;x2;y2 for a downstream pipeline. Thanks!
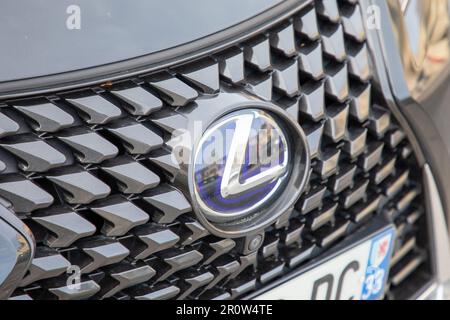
188;100;310;238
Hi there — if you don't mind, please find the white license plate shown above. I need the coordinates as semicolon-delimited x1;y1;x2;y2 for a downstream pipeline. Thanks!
256;227;396;300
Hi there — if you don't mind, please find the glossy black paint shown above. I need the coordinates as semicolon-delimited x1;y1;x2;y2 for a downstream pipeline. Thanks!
0;0;281;82
0;0;305;98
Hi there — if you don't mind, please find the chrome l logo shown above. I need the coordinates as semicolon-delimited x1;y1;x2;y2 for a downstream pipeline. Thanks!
220;111;288;198
192;109;290;223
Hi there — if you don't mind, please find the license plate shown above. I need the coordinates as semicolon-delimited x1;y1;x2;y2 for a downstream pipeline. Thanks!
255;226;396;300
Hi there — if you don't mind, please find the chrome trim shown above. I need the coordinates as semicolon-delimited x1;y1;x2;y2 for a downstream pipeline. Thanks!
423;164;450;284
363;0;450;230
416;164;450;300
415;282;450;300
0;204;35;299
416;282;438;300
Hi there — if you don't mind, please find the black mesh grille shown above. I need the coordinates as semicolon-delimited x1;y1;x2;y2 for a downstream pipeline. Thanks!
3;0;431;300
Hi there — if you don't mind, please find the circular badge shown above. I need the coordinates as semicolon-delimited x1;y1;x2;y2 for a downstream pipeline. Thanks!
190;106;310;237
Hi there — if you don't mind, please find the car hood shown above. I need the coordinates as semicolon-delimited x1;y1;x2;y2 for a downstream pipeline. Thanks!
0;0;282;83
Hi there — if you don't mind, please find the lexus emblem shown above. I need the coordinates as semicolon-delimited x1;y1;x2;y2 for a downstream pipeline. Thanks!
189;106;310;237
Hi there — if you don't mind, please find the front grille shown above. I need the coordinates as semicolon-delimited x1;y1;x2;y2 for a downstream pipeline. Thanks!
4;0;430;300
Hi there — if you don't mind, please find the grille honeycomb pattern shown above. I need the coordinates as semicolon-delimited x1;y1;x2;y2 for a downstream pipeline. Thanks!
5;0;429;300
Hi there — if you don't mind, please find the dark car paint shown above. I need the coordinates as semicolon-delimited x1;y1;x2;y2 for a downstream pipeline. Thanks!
0;0;281;82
